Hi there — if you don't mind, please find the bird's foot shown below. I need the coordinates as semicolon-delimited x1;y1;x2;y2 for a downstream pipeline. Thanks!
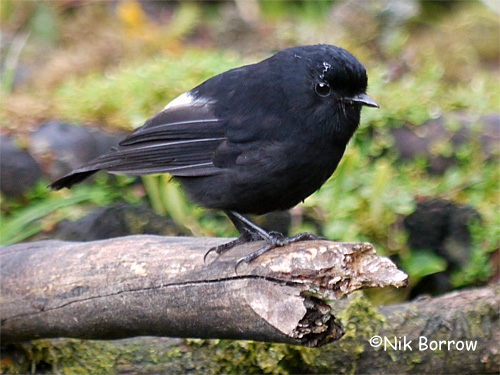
234;232;325;272
208;211;325;272
204;230;262;264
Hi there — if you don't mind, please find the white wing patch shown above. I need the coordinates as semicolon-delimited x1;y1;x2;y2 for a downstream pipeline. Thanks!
164;92;214;111
164;92;194;110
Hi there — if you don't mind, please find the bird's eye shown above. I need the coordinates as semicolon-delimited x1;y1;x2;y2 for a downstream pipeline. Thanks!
315;82;331;97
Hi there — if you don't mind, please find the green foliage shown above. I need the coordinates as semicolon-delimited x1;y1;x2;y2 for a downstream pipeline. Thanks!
0;183;117;246
141;175;204;235
54;50;246;129
359;61;500;140
306;151;414;249
260;0;334;24
451;218;499;288
400;250;448;284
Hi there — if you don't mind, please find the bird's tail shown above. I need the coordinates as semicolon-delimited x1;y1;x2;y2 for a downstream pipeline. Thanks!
48;169;99;190
49;147;119;190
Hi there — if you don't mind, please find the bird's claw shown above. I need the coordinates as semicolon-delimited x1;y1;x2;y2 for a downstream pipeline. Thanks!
203;246;217;264
204;235;250;264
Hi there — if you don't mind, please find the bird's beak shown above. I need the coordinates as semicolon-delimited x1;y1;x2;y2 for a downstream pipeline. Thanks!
350;93;379;108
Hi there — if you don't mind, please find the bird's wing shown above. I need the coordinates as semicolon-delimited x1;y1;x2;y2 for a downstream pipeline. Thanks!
50;93;226;190
100;93;226;177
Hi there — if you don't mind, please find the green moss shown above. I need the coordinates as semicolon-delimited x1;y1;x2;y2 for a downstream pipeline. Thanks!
1;339;119;374
3;338;208;374
186;339;321;375
334;292;386;374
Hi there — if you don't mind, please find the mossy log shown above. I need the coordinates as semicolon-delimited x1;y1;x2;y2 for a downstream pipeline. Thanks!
1;235;408;347
2;286;498;374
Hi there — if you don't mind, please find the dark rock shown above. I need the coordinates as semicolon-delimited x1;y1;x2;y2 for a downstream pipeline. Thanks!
404;198;482;297
409;272;454;299
481;114;500;156
404;198;481;269
444;204;483;267
54;203;181;242
489;249;499;284
0;135;42;196
29;121;125;180
404;199;451;253
391;113;500;174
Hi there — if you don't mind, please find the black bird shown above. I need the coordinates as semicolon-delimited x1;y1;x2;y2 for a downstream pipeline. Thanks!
50;44;379;267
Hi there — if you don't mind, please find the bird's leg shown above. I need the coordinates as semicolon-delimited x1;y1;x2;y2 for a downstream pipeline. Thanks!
204;210;325;269
204;210;267;263
225;211;274;241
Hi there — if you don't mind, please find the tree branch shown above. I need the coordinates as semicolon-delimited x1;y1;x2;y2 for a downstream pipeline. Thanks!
1;235;407;346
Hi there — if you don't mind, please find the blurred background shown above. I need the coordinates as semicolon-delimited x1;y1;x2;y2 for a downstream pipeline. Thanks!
1;0;499;304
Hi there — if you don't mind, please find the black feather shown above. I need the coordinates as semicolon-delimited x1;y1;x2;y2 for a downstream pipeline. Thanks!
50;96;226;190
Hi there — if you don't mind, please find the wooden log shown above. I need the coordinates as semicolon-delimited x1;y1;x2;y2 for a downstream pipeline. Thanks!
2;286;497;374
1;235;408;347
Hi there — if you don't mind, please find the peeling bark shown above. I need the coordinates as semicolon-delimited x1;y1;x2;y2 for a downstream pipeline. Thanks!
1;235;407;346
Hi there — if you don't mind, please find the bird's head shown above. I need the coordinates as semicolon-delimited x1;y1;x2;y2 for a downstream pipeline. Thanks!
280;45;378;140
